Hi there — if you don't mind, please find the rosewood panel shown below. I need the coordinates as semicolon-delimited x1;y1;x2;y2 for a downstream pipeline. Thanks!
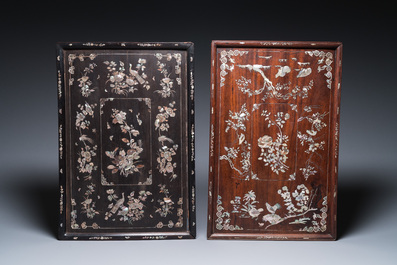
57;42;195;240
208;41;342;240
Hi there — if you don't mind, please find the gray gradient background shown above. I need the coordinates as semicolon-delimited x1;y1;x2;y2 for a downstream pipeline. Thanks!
0;1;396;264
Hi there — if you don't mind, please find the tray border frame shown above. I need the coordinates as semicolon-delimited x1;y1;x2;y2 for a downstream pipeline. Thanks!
57;42;196;240
207;40;343;240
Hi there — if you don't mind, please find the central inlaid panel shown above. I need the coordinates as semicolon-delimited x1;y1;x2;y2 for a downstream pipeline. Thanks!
100;98;152;186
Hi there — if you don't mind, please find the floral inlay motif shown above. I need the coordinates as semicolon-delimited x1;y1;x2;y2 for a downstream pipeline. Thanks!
258;110;291;174
225;103;250;132
73;102;100;226
175;197;184;228
104;59;150;95
220;50;248;87
305;50;333;89
297;111;329;180
105;108;144;177
154;53;182;98
156;197;183;228
220;52;325;181
235;63;314;100
224;185;327;232
236;64;273;95
220;103;255;180
105;189;152;223
81;183;99;218
155;102;178;180
261;80;314;101
300;196;328;233
260;185;318;229
230;190;263;219
77;62;97;97
216;195;243;231
155;184;174;217
68;53;97;86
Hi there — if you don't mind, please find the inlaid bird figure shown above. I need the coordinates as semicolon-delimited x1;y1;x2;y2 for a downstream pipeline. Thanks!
266;202;281;214
110;192;125;215
237;64;273;88
129;64;145;84
297;67;312;78
158;135;174;143
275;66;291;78
79;134;94;144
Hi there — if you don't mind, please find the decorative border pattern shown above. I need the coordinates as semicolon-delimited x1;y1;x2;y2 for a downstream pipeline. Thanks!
215;195;243;231
300;196;328;233
305;50;333;89
335;122;339;159
219;50;248;87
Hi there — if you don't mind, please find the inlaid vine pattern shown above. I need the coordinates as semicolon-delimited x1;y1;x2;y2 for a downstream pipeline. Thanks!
104;189;152;223
305;50;333;89
68;53;97;86
220;103;257;180
72;101;100;228
105;108;144;177
221;185;327;231
297;110;329;180
155;184;174;217
155;102;178;180
104;59;150;95
154;53;182;98
78;62;97;97
260;185;319;229
215;195;243;231
300;196;328;233
258;110;291;174
220;50;331;182
219;49;248;87
235;63;314;100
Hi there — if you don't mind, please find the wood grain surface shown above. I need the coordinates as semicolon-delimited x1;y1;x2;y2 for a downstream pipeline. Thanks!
208;41;342;240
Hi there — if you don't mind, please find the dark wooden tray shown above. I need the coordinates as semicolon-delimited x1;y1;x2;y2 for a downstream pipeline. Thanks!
207;41;342;240
57;42;195;240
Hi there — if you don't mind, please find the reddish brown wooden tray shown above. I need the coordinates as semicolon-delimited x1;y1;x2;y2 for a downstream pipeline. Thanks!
57;42;195;240
208;41;342;240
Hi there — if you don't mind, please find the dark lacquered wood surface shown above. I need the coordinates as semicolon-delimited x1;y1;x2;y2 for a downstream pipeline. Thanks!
57;42;195;240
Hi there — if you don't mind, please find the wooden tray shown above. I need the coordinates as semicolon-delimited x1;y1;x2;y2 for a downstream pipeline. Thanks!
207;41;342;240
57;42;195;240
